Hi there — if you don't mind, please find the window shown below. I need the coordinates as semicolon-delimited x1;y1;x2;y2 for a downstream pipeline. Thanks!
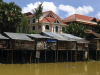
33;18;35;23
33;26;35;30
54;20;60;23
56;26;58;32
45;25;49;30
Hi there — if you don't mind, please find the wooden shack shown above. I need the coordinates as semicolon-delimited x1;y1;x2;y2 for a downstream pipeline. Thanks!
41;32;77;62
86;32;100;60
4;32;34;63
26;34;51;63
4;32;34;50
61;33;89;61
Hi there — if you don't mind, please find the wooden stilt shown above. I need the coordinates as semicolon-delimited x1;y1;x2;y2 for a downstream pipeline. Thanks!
88;51;89;61
18;50;19;62
62;55;63;62
22;50;24;63
35;57;36;63
12;49;13;64
1;49;3;59
30;51;32;64
60;52;61;61
71;51;72;62
57;50;58;62
96;50;97;61
55;50;56;62
75;50;77;62
45;50;46;63
99;51;100;59
67;50;68;62
83;51;84;61
7;50;8;63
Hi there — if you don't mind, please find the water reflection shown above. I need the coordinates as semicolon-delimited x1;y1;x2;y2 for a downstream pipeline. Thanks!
0;61;100;75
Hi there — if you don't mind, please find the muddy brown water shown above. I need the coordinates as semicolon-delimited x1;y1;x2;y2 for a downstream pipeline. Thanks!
0;61;100;75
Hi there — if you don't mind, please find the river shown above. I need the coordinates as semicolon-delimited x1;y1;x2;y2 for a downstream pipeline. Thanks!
0;61;100;75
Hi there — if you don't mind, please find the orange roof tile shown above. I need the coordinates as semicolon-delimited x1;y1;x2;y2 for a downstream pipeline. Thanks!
63;14;100;22
40;17;66;25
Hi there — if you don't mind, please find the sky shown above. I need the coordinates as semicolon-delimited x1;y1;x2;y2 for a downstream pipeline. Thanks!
3;0;100;19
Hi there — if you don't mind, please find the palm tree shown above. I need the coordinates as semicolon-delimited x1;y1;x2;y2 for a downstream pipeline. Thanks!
32;3;43;33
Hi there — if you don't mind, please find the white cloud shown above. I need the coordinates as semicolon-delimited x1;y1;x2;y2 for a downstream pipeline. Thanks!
58;5;94;17
22;1;58;14
96;12;100;18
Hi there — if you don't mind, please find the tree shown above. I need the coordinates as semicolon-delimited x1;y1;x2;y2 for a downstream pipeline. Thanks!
94;21;100;33
63;23;87;38
32;3;43;33
0;1;23;33
21;14;29;33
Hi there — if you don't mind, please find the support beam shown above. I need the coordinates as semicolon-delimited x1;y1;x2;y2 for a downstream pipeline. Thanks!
30;51;32;64
55;50;56;62
12;49;13;64
75;50;77;62
45;50;46;63
83;51;84;61
67;50;68;62
99;51;100;60
96;50;97;61
22;50;24;63
7;50;9;63
88;51;89;61
57;50;58;62
71;51;72;62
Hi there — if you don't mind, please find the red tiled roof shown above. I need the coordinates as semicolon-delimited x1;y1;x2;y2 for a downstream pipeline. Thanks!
63;14;100;22
40;17;56;22
40;17;66;25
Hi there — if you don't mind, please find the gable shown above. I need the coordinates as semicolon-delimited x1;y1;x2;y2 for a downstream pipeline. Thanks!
46;13;54;18
91;18;97;22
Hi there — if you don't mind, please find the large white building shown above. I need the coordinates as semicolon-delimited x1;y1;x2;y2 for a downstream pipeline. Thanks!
25;11;66;33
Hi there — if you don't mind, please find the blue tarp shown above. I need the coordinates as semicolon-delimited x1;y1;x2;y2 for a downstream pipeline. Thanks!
46;39;56;42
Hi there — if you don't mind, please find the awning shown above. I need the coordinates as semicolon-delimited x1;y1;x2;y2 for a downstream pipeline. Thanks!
46;39;56;42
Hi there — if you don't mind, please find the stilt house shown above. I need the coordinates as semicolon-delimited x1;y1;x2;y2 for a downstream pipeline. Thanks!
4;32;34;50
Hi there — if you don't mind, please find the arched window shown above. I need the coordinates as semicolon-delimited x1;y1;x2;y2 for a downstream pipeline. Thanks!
45;25;49;30
56;26;58;32
33;26;35;30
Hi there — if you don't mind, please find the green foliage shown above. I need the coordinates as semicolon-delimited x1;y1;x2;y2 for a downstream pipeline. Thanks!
20;14;29;33
94;21;100;33
0;1;23;33
28;31;37;34
64;23;87;38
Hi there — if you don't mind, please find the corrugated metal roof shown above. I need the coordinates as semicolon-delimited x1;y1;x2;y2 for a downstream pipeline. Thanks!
61;33;89;43
26;34;51;39
4;32;33;41
0;34;9;39
41;32;75;41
